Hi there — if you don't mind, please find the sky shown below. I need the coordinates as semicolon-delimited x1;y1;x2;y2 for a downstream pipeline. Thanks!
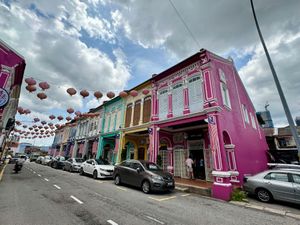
1;0;299;146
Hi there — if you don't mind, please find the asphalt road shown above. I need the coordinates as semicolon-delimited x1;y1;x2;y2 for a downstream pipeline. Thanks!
0;162;299;225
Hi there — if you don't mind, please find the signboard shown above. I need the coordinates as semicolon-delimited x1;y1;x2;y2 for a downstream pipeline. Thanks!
0;87;9;108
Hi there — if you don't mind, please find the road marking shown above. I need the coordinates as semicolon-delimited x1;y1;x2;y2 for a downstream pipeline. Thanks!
44;178;49;182
70;195;83;204
107;220;118;225
53;185;61;190
146;216;164;224
97;181;103;184
116;187;127;191
148;196;177;202
37;174;41;177
33;171;36;174
181;194;190;197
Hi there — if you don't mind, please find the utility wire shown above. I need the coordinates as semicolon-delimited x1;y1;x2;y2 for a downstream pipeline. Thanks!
168;0;201;49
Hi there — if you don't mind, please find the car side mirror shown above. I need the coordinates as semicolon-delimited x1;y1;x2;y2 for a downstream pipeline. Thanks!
92;162;95;165
136;167;141;173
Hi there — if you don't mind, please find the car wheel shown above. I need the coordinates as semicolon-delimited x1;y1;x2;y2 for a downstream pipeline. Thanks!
79;168;84;175
256;188;272;203
93;170;98;179
55;163;58;169
142;180;151;194
62;166;66;171
114;175;121;185
70;166;73;172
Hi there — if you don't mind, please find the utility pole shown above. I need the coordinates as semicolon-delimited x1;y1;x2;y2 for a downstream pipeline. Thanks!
250;0;300;159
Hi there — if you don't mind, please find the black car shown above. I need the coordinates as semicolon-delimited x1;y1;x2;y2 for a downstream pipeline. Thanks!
113;160;175;193
51;156;66;169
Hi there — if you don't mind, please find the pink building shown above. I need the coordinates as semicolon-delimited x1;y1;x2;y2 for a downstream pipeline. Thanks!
149;49;268;200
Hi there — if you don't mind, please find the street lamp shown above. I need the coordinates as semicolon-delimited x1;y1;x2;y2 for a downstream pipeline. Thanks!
250;0;300;159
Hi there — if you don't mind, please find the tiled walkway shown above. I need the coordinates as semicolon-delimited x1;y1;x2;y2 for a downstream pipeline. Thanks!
175;177;212;189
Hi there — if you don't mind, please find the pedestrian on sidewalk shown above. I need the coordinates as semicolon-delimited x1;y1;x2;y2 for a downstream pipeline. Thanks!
185;156;194;179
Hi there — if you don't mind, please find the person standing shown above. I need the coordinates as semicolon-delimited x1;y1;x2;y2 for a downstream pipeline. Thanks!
185;156;194;179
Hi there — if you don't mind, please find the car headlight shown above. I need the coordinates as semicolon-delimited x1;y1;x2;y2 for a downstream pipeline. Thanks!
152;176;163;181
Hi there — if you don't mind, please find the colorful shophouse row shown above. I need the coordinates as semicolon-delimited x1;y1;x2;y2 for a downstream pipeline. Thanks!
52;49;268;201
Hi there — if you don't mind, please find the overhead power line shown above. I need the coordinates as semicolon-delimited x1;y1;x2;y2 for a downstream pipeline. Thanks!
168;0;201;49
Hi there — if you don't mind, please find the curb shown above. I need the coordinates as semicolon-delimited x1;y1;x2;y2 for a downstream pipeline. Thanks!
0;163;7;182
230;201;300;220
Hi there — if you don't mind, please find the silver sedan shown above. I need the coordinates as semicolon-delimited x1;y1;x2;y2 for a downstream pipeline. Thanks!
243;168;300;204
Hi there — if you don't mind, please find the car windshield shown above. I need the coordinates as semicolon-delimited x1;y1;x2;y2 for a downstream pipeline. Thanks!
75;158;84;163
95;159;110;165
143;162;161;171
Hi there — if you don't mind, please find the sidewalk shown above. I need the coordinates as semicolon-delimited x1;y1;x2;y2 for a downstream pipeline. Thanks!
0;161;8;182
174;178;212;196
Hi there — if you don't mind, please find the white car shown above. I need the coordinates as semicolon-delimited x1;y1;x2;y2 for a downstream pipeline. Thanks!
41;156;53;165
79;159;114;179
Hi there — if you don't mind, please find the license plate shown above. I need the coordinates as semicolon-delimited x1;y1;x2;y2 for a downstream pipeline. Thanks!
167;182;173;186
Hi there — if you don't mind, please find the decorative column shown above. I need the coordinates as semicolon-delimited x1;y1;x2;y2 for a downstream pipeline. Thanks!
130;103;135;127
167;83;173;118
224;144;240;183
139;98;144;125
148;125;159;163
208;114;232;201
113;133;120;164
151;84;159;121
96;136;104;159
183;76;190;114
201;60;217;108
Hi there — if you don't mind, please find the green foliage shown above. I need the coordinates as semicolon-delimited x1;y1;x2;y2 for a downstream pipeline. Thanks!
231;188;247;202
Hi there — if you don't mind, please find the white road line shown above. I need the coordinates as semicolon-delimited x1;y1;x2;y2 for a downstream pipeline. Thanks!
107;219;118;225
70;195;83;204
37;174;41;177
33;171;36;174
44;178;49;182
181;194;190;197
116;187;127;191
53;185;61;190
146;216;164;224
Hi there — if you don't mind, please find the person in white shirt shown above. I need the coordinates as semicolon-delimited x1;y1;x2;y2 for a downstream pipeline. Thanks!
185;156;194;179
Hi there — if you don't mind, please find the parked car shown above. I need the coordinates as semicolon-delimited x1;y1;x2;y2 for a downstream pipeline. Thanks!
8;156;19;164
63;158;84;172
50;156;66;169
30;153;40;162
243;168;300;204
79;159;114;179
41;156;52;165
36;156;44;164
113;160;175;194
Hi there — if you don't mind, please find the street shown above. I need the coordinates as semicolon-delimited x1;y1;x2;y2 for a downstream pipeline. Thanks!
0;162;299;225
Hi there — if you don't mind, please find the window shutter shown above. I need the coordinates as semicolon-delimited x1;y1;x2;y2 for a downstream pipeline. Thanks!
133;101;141;126
143;97;151;123
125;105;132;128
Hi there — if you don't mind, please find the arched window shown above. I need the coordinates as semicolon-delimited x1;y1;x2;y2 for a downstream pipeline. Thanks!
219;69;231;108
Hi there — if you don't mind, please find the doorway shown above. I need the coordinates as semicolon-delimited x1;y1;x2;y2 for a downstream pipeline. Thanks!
188;140;205;180
138;147;145;160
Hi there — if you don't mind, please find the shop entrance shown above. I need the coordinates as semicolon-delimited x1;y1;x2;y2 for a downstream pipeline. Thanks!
188;140;205;180
138;147;145;160
103;144;113;163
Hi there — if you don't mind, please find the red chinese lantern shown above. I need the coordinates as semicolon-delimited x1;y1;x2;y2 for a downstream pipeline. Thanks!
41;121;47;125
16;121;21;126
66;88;77;96
107;91;115;99
142;89;150;95
80;90;89;98
55;124;60;128
37;92;47;100
49;115;55;120
25;77;36;85
26;85;36;93
39;82;50;90
130;90;138;97
23;125;27;128
48;122;53;126
34;118;40;122
94;91;103;99
67;108;74;114
75;111;81;116
57;116;64;121
31;132;34;135
17;107;23;114
119;91;128;98
66;116;71;121
24;109;31;114
44;126;49;130
33;125;37;128
34;128;39;132
29;127;33;130
38;125;43;129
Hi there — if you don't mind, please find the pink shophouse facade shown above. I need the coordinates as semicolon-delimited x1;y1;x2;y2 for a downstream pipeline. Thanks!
149;49;268;200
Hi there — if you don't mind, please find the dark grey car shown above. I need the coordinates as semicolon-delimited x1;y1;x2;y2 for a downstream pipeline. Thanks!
63;158;84;172
113;160;175;193
243;168;300;204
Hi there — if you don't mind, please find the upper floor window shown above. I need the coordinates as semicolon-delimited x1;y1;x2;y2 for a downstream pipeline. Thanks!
158;88;168;120
219;69;231;108
143;96;151;123
125;104;132;128
250;112;257;129
188;75;203;112
133;100;141;126
172;83;184;117
242;104;250;124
